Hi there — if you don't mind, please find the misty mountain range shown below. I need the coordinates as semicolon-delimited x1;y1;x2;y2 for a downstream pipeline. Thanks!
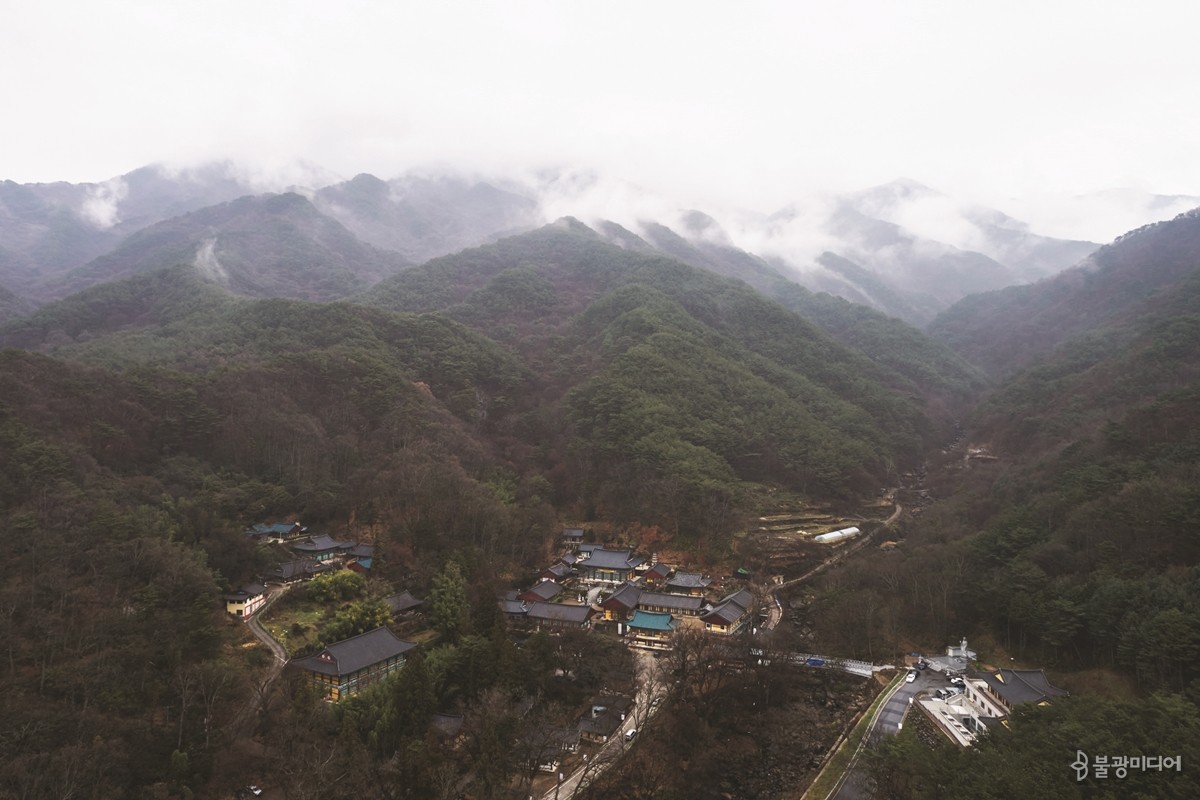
1;161;1197;326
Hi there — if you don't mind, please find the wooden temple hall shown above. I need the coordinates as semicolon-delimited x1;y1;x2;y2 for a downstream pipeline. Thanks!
288;626;418;701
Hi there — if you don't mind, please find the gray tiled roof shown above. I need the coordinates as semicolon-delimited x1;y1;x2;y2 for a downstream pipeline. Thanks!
290;626;416;677
644;562;671;579
384;591;423;614
973;669;1069;707
290;534;352;553
500;599;528;616
522;581;564;601
667;571;712;589
526;601;592;623
266;559;329;581
604;582;642;608
701;587;754;625
578;709;623;737
639;592;704;612
580;549;643;570
245;522;299;537
224;582;266;600
577;699;632;738
431;712;464;738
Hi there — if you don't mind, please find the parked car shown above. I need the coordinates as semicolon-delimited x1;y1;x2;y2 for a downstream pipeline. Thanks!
949;676;965;687
906;669;918;683
625;728;638;742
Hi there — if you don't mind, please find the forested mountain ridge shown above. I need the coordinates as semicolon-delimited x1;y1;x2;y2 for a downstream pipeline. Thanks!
3;217;954;540
814;205;1200;688
0;264;244;351
312;172;540;263
43;192;410;302
0;280;32;324
367;217;984;402
1;164;1105;329
929;207;1200;378
593;218;987;403
0;163;259;298
362;218;959;530
844;178;1099;283
0;166;541;308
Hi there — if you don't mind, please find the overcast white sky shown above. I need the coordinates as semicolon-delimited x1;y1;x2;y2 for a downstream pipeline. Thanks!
3;1;1199;239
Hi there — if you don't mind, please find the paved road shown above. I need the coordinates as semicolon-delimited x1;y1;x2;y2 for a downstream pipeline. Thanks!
228;584;292;739
246;584;291;663
540;651;667;800
830;668;950;800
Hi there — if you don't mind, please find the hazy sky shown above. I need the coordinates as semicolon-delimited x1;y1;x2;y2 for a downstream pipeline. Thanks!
4;1;1199;238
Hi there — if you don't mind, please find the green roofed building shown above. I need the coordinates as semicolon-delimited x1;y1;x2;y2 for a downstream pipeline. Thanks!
627;610;678;651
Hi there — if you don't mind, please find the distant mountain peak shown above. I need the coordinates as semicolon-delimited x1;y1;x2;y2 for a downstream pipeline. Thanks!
550;215;595;235
851;177;943;206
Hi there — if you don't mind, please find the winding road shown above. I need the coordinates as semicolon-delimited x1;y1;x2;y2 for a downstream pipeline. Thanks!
539;651;666;800
228;583;292;738
246;584;291;664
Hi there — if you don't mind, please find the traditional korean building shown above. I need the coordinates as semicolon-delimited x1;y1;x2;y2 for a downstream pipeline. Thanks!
519;580;565;604
700;587;755;634
244;522;304;542
638;591;705;617
641;562;672;586
540;561;575;583
524;601;594;632
224;583;267;619
265;558;331;584
289;626;417;701
578;695;635;743
665;571;712;596
575;548;645;586
346;543;375;573
627;610;678;651
384;591;423;616
967;668;1069;716
920;668;1068;747
288;534;354;562
601;582;642;621
561;528;586;550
